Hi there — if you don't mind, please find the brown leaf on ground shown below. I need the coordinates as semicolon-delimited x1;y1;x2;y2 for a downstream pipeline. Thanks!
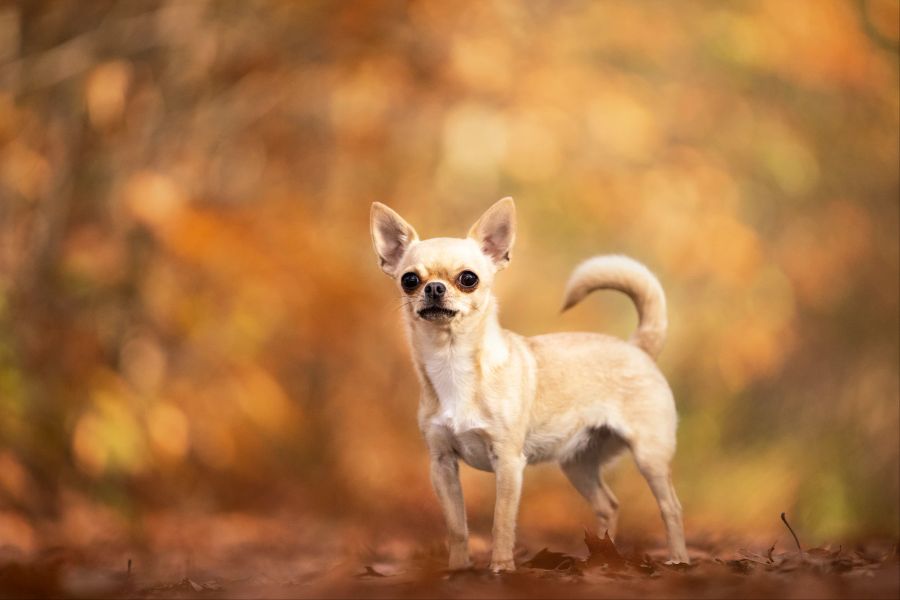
584;530;628;570
522;548;580;572
356;565;388;578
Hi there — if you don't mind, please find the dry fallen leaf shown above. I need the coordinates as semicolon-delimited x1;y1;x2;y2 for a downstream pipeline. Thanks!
522;548;579;572
584;529;628;570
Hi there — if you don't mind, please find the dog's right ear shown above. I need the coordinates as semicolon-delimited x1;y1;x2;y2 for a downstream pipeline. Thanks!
371;202;419;275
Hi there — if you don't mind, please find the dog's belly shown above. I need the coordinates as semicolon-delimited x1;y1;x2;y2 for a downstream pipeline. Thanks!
523;429;576;464
524;424;628;465
450;429;494;472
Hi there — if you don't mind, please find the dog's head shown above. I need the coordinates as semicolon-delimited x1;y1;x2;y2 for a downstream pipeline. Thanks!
370;198;516;326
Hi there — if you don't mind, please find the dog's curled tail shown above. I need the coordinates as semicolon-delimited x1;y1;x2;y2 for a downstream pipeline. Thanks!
561;255;667;359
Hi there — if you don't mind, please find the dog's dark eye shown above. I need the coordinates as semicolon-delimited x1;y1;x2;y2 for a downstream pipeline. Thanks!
457;271;479;289
401;272;420;291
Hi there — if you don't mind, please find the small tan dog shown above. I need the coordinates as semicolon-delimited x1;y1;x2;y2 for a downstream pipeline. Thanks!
370;198;689;572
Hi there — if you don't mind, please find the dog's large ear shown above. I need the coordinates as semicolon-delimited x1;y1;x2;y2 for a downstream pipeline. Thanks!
468;197;516;269
371;202;419;275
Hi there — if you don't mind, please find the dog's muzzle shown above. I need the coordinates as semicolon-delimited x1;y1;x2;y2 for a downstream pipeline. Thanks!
417;305;458;321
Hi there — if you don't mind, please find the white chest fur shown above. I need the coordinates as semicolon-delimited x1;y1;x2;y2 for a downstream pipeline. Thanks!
424;348;494;471
414;316;511;472
424;344;488;434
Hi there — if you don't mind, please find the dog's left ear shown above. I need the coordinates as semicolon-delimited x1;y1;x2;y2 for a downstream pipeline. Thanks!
468;197;516;269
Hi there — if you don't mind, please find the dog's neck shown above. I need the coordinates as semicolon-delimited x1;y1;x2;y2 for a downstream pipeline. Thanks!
408;294;507;371
409;294;508;420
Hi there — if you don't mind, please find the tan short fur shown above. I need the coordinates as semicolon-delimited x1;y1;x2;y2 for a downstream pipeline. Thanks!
370;198;690;572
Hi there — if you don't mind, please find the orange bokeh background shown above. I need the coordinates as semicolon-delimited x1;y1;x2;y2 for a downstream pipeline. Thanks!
0;0;897;562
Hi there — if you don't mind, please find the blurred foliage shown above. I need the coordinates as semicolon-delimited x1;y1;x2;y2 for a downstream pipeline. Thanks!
0;0;897;559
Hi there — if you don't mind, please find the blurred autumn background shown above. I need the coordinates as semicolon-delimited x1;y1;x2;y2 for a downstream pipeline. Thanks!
0;0;898;593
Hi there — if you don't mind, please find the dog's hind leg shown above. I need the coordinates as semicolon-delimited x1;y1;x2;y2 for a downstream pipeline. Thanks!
631;447;689;564
560;429;625;539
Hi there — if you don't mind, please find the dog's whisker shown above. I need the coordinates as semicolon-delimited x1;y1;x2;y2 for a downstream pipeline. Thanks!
394;298;418;311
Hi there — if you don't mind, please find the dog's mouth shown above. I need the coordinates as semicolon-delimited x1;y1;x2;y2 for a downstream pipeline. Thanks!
417;306;458;321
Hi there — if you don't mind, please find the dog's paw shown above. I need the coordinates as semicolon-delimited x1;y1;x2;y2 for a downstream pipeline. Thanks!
489;558;516;573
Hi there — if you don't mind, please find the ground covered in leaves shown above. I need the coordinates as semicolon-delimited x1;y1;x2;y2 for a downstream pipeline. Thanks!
0;514;896;599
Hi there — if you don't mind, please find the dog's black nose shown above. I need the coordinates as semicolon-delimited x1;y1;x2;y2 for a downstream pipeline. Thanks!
424;282;446;299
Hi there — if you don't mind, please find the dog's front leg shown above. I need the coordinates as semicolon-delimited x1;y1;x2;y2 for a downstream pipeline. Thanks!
489;444;526;572
428;445;471;570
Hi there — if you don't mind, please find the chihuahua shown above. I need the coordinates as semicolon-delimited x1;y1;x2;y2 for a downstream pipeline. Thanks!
370;198;689;572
